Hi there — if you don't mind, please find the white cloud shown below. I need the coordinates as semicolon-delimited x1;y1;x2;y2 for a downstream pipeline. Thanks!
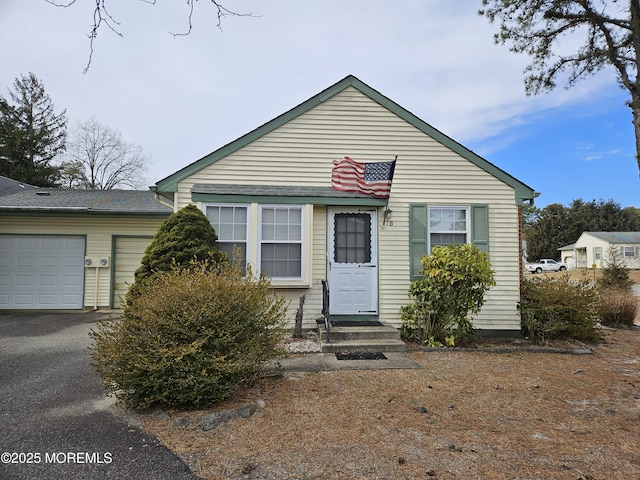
0;0;630;184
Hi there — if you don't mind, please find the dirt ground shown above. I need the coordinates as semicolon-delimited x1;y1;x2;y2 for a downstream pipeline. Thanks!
143;326;640;480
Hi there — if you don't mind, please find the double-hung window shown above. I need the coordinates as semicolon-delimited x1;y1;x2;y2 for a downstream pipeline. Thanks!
260;205;303;279
623;246;636;258
429;207;468;249
409;204;489;280
205;204;248;266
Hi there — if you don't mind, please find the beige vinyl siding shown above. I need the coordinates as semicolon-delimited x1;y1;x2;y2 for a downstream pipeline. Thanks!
0;216;163;310
112;236;154;308
177;87;523;329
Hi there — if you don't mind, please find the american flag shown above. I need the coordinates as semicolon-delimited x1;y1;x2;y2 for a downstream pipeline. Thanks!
331;156;396;198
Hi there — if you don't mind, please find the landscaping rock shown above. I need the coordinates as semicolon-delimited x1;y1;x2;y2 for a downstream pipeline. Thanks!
237;403;258;418
153;408;170;421
199;410;238;431
172;417;191;428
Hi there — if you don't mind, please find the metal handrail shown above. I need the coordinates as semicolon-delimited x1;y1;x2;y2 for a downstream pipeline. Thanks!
321;280;330;343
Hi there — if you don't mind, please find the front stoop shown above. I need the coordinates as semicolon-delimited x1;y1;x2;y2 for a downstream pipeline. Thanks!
317;323;406;353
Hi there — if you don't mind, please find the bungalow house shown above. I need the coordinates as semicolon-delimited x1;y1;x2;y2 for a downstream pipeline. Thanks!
0;187;171;310
152;75;537;333
559;232;640;270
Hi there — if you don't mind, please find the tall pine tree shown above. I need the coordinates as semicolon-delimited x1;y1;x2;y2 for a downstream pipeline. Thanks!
0;73;67;186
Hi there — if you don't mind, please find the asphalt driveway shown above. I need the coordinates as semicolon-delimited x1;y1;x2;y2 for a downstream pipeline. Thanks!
0;312;200;480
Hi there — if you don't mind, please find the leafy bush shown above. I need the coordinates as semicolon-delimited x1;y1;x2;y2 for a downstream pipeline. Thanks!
597;288;638;327
519;275;602;344
400;244;495;347
90;259;288;409
126;204;225;304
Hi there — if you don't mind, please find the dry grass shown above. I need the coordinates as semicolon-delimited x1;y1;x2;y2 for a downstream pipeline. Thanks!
529;268;640;285
143;329;640;480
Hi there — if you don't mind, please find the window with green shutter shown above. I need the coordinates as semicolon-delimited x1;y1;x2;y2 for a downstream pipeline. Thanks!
409;203;489;279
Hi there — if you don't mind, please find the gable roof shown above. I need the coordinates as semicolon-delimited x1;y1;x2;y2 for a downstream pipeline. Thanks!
0;175;37;197
153;75;538;205
0;188;172;216
582;232;640;244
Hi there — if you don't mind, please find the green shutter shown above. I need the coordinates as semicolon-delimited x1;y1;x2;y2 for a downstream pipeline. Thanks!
470;204;489;252
409;204;428;280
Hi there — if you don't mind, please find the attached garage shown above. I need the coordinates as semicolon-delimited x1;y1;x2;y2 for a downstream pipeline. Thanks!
0;235;86;309
111;236;153;308
0;185;171;311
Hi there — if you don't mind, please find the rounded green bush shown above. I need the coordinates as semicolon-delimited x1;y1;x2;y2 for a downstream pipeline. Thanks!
401;243;495;347
90;260;288;409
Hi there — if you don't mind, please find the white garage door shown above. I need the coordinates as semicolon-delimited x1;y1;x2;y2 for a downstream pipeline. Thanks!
112;236;153;308
0;235;85;309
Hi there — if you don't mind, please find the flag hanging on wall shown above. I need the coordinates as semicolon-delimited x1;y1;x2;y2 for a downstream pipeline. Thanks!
331;156;396;198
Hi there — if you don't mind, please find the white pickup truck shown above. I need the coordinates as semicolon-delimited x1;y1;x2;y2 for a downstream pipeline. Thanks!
525;259;568;274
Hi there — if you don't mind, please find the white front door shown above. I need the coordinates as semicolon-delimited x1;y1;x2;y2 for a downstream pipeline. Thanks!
328;208;378;315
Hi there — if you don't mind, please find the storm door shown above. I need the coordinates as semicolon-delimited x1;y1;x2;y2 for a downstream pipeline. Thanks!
327;208;378;314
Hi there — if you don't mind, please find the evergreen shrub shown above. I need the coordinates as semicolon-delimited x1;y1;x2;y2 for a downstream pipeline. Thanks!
125;204;225;304
597;288;638;327
90;259;288;409
519;275;602;343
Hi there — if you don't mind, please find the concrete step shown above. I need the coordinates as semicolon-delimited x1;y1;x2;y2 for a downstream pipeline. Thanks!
321;338;407;353
318;325;401;342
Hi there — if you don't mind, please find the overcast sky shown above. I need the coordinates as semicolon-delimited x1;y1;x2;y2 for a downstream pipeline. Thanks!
1;0;637;208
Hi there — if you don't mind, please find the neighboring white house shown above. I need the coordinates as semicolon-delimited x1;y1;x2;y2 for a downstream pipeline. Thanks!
559;232;640;270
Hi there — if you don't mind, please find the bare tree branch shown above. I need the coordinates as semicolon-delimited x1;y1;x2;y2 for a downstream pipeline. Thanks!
44;0;257;72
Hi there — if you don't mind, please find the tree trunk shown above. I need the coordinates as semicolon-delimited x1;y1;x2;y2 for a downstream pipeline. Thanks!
633;105;640;177
630;0;640;177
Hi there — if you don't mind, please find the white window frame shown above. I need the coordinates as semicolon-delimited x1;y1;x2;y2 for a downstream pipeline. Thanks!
427;206;469;253
203;203;249;266
623;246;636;258
258;204;305;281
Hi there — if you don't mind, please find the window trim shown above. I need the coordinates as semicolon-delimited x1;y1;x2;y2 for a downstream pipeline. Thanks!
203;202;250;266
409;203;489;280
258;204;305;281
427;205;469;253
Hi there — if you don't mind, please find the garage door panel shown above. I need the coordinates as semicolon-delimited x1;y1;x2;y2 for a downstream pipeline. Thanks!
64;256;83;268
41;256;59;267
38;294;57;305
42;238;62;249
18;256;35;267
18;238;36;249
63;274;83;287
65;238;85;248
40;275;57;286
16;275;34;286
0;235;85;309
14;294;33;305
62;294;82;306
